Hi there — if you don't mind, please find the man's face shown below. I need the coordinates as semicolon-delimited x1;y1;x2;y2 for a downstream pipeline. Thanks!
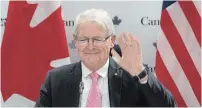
74;22;114;69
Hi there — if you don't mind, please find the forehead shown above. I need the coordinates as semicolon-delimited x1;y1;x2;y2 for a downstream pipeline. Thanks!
78;22;106;38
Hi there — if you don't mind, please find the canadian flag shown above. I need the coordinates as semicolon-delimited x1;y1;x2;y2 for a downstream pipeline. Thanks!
1;1;70;106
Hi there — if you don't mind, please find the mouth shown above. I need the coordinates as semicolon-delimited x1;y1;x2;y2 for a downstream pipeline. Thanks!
84;52;99;54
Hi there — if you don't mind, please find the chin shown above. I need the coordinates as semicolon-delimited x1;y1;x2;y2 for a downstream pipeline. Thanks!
86;54;100;61
81;54;99;63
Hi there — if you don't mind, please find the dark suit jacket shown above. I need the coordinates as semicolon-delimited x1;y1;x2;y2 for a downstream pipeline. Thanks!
35;57;177;107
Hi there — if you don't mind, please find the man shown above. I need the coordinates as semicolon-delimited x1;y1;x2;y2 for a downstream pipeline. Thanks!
35;9;177;107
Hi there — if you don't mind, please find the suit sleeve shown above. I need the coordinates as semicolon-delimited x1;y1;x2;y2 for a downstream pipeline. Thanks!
136;71;177;107
35;71;52;107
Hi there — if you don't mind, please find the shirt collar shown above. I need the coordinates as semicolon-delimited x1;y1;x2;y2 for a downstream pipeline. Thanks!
82;58;109;78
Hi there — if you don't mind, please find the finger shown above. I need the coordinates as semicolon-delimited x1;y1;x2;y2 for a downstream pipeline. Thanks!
134;37;141;48
130;35;140;48
118;33;127;50
128;35;142;55
123;32;130;43
111;48;121;63
134;38;142;56
128;33;133;41
128;33;134;45
133;36;140;44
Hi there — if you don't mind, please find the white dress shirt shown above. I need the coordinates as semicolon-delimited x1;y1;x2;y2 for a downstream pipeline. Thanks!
80;58;147;107
80;58;110;107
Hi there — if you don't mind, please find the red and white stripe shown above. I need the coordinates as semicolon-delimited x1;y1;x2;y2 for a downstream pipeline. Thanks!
156;1;201;107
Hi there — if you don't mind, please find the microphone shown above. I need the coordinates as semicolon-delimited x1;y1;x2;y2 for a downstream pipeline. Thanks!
79;81;84;107
79;81;84;94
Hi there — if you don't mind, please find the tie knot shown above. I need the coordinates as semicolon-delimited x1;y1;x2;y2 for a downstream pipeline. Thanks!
90;72;100;81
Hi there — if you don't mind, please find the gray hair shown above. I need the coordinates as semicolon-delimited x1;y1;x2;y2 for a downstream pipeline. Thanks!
73;8;115;36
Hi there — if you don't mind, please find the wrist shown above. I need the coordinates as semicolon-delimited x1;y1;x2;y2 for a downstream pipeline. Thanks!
133;66;148;82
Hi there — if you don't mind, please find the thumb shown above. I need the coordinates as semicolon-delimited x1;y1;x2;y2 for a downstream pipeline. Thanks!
111;48;121;62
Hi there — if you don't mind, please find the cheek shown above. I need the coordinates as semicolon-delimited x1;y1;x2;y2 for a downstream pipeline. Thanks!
75;43;84;51
100;46;110;57
78;48;85;56
75;45;85;56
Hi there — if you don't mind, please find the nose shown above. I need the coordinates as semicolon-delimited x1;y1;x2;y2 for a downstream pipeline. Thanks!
87;39;95;50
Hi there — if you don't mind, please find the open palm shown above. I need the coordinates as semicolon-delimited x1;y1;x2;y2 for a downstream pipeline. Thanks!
111;33;144;76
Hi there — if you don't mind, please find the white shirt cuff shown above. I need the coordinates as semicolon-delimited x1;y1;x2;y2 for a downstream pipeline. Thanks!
139;75;148;84
138;66;148;84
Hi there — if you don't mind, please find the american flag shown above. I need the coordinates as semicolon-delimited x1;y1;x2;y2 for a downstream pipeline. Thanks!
156;1;201;107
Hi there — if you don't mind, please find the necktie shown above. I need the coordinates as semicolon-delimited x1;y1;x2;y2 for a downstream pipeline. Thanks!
86;72;101;107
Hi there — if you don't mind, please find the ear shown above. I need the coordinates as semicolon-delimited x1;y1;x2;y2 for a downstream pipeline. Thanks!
110;35;116;48
73;34;77;40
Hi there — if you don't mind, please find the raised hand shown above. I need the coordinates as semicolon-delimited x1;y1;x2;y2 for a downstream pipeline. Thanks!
111;33;144;76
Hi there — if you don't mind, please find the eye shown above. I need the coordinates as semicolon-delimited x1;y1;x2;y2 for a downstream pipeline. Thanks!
80;39;87;41
78;38;88;41
93;38;103;41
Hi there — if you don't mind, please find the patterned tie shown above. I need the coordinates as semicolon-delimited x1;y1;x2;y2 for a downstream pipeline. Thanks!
86;72;101;107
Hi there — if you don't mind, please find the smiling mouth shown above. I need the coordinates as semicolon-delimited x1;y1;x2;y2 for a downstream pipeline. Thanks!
85;52;99;54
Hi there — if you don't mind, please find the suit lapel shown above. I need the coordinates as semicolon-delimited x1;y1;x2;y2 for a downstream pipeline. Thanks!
108;57;122;107
64;62;82;107
64;59;123;107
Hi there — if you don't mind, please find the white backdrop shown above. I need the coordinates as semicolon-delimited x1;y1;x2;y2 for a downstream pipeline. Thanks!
1;1;162;67
0;1;162;106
